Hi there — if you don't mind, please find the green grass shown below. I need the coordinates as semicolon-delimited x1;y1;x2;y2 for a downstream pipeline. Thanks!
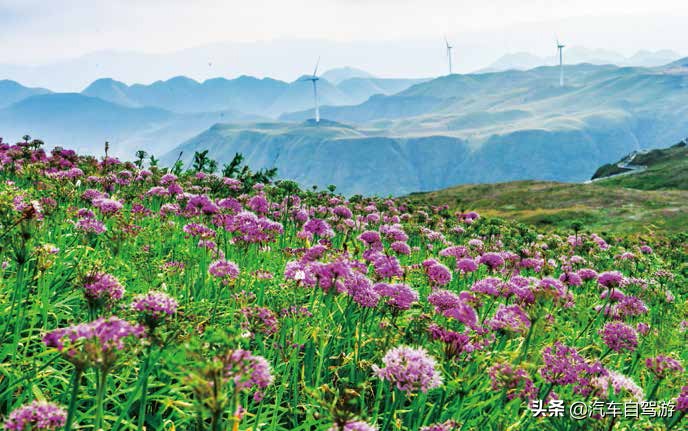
404;180;688;233
593;142;688;190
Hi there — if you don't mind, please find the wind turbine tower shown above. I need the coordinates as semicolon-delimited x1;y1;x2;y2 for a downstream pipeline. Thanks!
557;39;565;87
445;37;454;75
302;58;321;123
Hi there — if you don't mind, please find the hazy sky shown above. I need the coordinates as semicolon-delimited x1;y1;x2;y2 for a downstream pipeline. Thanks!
1;0;687;87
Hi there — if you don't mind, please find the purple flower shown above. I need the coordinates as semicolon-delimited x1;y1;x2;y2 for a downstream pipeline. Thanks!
677;386;688;411
183;223;216;239
304;218;334;238
390;241;411;255
131;291;178;325
471;277;503;297
221;349;273;401
487;304;531;335
646;355;683;379
75;217;107;234
420;420;460;431
488;363;538;401
540;342;606;395
373;345;443;394
614;296;648;318
439;246;468;258
598;271;625;288
591;370;643;401
456;258;478;273
359;230;382;246
600;322;638;353
577;268;598;281
215;211;284;245
43;317;145;370
373;283;419;310
83;272;124;304
209;259;240;284
241;306;280;337
379;224;408;242
426;262;452;286
247;195;269;214
328;420;377;431
92;197;123;214
479;252;504;270
3;401;66;431
332;205;353;219
345;272;379;308
372;255;403;279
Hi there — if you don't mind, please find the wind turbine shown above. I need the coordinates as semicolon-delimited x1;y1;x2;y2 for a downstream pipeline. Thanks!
302;57;321;123
445;37;453;75
556;38;565;87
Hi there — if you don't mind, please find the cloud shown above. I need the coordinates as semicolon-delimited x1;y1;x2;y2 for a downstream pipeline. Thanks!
0;0;686;69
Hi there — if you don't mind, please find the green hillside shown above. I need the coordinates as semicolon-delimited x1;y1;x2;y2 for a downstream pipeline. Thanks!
403;180;688;233
403;141;688;232
593;141;688;190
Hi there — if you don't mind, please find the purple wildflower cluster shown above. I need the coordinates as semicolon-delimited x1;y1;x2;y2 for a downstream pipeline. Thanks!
487;304;531;335
83;272;125;305
420;420;460;431
372;283;419;311
208;259;240;284
328;420;378;431
428;289;479;328
599;322;638;353
220;349;274;401
488;363;538;401
43;316;145;369
645;355;684;379
131;291;178;327
591;370;643;401
3;401;66;431
373;345;443;394
424;260;452;286
540;342;606;396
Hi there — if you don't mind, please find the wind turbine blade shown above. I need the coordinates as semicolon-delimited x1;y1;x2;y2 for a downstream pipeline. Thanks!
313;57;320;77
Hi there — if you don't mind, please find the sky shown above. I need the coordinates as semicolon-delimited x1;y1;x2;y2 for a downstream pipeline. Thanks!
1;0;687;89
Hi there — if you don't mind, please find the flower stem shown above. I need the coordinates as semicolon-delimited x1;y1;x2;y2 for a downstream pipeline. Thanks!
137;353;153;430
95;370;108;430
65;369;83;431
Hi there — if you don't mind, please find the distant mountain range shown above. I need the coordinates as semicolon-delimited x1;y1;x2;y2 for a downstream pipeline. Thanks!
167;60;688;195
3;57;688;196
482;48;681;72
0;93;263;156
0;80;51;108
81;73;427;116
0;71;425;155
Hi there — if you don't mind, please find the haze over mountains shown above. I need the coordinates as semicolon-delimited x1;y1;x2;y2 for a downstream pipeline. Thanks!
2;54;688;196
0;69;425;155
166;60;688;195
483;48;681;72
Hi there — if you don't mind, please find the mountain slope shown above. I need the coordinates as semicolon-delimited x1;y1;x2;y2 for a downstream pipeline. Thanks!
163;114;647;197
593;141;688;190
83;76;289;114
81;75;424;117
0;80;51;109
0;93;265;157
320;67;375;84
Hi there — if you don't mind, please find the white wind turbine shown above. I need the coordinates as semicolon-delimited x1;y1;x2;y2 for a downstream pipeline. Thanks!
445;37;454;75
302;57;321;123
556;38;565;87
